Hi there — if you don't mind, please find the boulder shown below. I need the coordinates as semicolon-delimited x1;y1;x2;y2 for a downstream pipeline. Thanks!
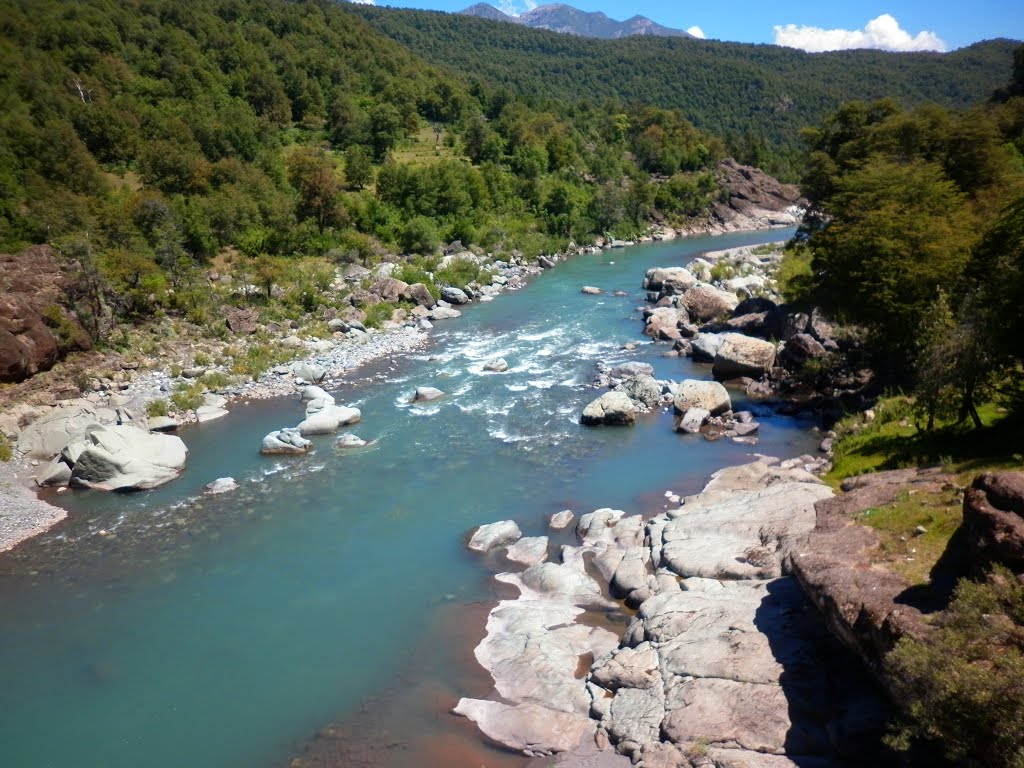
413;386;445;402
680;284;739;322
225;307;258;334
778;333;828;370
506;536;550;566
712;333;777;379
147;416;180;432
407;282;436;309
549;509;575;529
644;307;689;341
370;277;410;303
326;318;350;333
300;385;334;404
581;286;602;295
17;403;118;459
618;374;662;409
644;267;697;295
672;380;731;416
35;456;72;487
675;407;710;434
195;405;228;423
483;358;509;373
428;306;462;320
690;333;727;363
297;405;361;435
335;433;367;448
609;362;654;379
963;472;1024;574
261;428;312;455
469;520;523;552
292;362;327;383
205;477;238;494
440;286;469;305
581;391;636;426
68;424;188;491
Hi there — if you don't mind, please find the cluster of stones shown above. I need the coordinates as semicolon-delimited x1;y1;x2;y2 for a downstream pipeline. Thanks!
580;363;761;445
456;459;886;766
260;384;364;456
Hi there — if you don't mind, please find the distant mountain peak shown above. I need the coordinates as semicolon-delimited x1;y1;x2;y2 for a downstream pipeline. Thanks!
460;2;693;40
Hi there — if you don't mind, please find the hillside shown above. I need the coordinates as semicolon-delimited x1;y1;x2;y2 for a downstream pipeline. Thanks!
350;4;1019;179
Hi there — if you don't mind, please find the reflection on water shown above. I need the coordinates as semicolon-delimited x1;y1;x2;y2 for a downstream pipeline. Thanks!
0;229;817;768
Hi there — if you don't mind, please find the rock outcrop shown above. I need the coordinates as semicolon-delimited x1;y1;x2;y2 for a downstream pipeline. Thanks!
459;459;887;764
962;472;1024;575
0;245;92;383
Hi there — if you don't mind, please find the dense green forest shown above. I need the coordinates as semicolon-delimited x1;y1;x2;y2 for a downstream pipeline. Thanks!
787;52;1024;423
350;4;1019;180
0;0;735;330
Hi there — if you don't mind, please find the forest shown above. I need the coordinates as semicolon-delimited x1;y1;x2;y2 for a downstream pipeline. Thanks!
350;3;1019;179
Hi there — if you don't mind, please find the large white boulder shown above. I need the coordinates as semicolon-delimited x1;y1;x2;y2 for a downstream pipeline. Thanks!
297;405;361;436
261;428;312;455
16;403;118;459
68;424;188;491
468;520;522;552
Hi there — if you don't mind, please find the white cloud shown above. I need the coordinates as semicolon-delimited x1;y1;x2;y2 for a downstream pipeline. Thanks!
348;0;376;4
687;25;706;39
773;14;946;53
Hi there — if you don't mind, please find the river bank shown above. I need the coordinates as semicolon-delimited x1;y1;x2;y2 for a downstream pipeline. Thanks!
0;226;834;768
0;218;808;554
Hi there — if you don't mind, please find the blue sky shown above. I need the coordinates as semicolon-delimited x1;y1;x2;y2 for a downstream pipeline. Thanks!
351;1;1024;51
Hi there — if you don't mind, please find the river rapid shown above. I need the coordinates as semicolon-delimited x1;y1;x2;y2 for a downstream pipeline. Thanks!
0;228;821;768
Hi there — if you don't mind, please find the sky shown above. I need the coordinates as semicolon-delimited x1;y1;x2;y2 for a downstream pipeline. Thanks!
347;0;1024;52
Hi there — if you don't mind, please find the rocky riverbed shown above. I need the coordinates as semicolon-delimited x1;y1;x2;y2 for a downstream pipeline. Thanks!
458;457;889;767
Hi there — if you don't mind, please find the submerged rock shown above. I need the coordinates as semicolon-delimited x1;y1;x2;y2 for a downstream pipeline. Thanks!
483;358;510;373
413;386;445;402
205;477;238;494
335;433;367;448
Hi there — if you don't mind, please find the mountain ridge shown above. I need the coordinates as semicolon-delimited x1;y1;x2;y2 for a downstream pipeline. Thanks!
460;2;693;39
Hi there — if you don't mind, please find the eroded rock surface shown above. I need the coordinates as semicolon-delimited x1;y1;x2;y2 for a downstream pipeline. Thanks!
459;459;887;765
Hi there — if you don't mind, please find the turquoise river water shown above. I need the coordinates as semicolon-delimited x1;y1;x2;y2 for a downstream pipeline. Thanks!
0;228;822;768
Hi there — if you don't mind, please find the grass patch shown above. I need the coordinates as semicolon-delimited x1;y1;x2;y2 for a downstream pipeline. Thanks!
363;301;396;329
0;434;12;462
389;126;458;166
826;397;1020;487
857;488;963;584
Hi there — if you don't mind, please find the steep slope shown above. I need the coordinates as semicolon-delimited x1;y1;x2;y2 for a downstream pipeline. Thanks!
352;4;1019;178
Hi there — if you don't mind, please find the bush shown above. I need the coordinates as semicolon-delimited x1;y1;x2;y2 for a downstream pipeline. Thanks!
0;434;12;462
145;399;170;418
435;256;488;289
886;566;1024;767
363;301;396;329
170;382;205;412
399;216;439;255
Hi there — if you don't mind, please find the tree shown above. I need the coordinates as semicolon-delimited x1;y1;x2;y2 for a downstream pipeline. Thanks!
808;157;976;378
287;148;344;233
343;145;372;190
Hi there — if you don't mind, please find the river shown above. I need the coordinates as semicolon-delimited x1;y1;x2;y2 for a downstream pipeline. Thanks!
0;228;821;768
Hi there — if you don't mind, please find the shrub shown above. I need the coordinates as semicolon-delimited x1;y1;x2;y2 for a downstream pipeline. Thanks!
0;434;12;462
170;382;205;411
436;256;488;289
201;371;232;390
886;566;1024;767
145;399;170;418
363;301;396;329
